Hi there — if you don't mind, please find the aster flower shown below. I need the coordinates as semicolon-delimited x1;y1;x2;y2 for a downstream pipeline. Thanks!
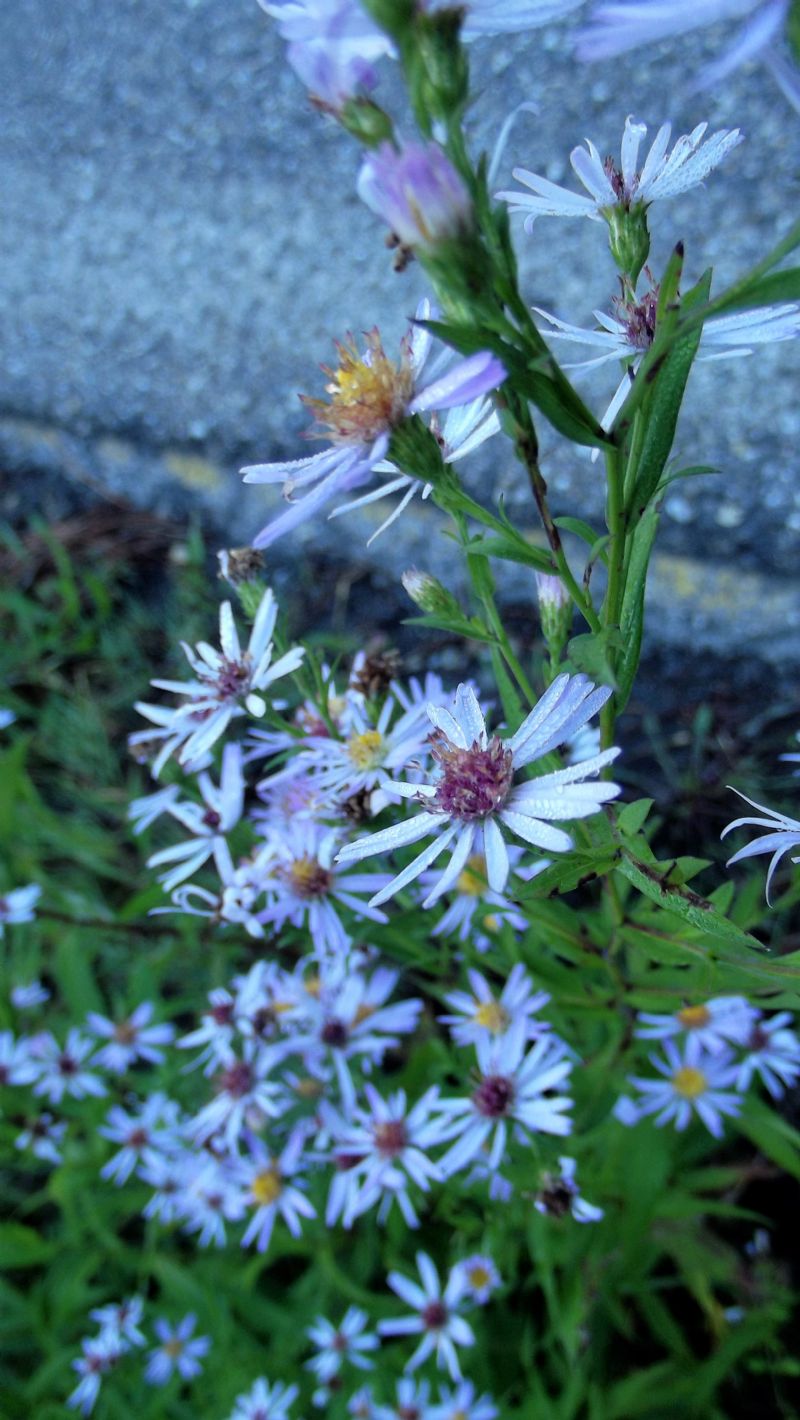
277;692;432;806
336;675;620;905
260;0;393;109
306;1306;379;1384
33;1029;106;1104
635;996;758;1053
436;1025;574;1176
737;1012;800;1098
240;1130;316;1253
99;1094;181;1185
15;1111;67;1164
145;744;245;892
439;964;550;1047
226;1377;300;1420
187;1041;286;1149
357;141;473;251
372;1379;431;1420
179;987;237;1072
254;821;392;956
148;589;304;764
497;116;742;229
430;1381;498;1420
0;882;41;936
86;1001;175;1073
534;1155;604;1223
379;1252;474;1381
89;1297;147;1349
144;1314;210;1386
179;1154;248;1248
615;1036;742;1137
67;1333;127;1416
421;846;544;951
241;301;506;550
576;0;800;113
322;1083;447;1228
722;789;800;902
0;1028;40;1086
11;978;50;1009
452;1255;500;1305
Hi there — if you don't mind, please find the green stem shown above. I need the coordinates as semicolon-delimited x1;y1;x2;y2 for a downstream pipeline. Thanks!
600;443;627;749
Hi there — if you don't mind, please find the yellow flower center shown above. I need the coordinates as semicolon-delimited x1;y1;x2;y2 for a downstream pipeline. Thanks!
672;1066;708;1100
163;1338;184;1358
303;330;414;445
294;1075;324;1100
354;1002;376;1025
457;854;488;896
467;1263;491;1289
472;1000;510;1034
347;729;384;770
677;1005;711;1029
252;1165;282;1206
304;975;321;998
285;856;333;900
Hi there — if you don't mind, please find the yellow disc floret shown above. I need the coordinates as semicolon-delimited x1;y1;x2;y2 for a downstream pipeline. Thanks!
347;729;384;770
303;330;415;445
672;1066;707;1099
457;854;488;896
472;1000;510;1034
252;1165;282;1206
676;1004;711;1030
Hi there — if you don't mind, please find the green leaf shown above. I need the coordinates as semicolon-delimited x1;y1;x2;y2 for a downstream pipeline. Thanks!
615;845;763;951
515;845;621;899
617;798;654;837
566;628;623;687
462;533;553;572
0;1223;55;1269
705;264;800;315
403;612;495;642
737;1098;800;1180
616;499;660;712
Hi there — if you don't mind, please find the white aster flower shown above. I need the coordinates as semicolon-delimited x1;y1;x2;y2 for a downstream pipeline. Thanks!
67;1333;127;1416
240;1130;316;1253
89;1297;147;1349
241;301;506;550
33;1029;106;1104
437;1024;574;1176
0;1028;41;1086
145;1314;210;1386
336;675;620;905
15;1112;67;1164
498;115;742;229
306;1306;379;1384
11;978;50;1010
430;1380;498;1420
440;963;550;1047
145;743;245;892
187;1042;285;1150
0;882;41;936
379;1252;475;1381
736;1012;800;1098
322;1083;447;1228
615;1036;742;1137
452;1255;501;1305
576;0;800;113
99;1094;181;1185
722;789;800;902
86;1001;175;1072
635;996;758;1053
148;589;304;764
534;1155;604;1223
226;1377;300;1420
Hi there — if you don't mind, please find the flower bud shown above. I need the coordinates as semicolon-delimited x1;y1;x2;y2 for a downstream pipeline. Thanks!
218;547;267;620
358;141;473;251
339;97;394;148
402;569;462;619
604;201;651;285
535;573;572;666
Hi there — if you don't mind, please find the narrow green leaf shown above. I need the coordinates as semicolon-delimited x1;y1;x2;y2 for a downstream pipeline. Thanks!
615;846;762;951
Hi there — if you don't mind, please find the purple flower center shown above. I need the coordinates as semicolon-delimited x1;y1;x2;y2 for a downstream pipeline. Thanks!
211;1001;234;1025
203;809;222;829
215;657;250;700
58;1053;78;1076
374;1119;408;1156
431;732;514;821
472;1073;515;1118
421;1300;448;1331
614;283;659;350
217;1060;253;1097
321;1019;349;1049
749;1024;769;1052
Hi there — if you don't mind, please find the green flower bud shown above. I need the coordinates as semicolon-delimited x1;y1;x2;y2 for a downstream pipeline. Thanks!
536;572;572;667
604;201;651;285
218;547;267;621
402;569;462;618
339;98;395;149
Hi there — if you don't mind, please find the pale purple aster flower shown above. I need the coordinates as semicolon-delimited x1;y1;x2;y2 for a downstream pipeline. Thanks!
128;783;181;834
67;1333;127;1416
254;821;392;957
336;675;620;905
276;692;433;804
497;116;742;229
373;1379;431;1420
260;0;392;109
358;141;472;251
99;1094;181;1185
430;1380;498;1420
615;1036;742;1137
179;987;237;1073
226;1377;300;1420
86;1001;176;1073
0;1028;40;1086
348;1387;376;1420
635;996;758;1053
737;1012;800;1097
157;872;266;939
322;1083;447;1228
89;1297;147;1349
240;1130;316;1253
435;0;584;34
452;1255;500;1305
241;301;506;550
149;589;304;764
233;960;305;1047
0;882;41;936
188;1042;286;1150
146;743;245;891
33;1029;106;1104
421;845;545;951
128;702;214;778
11;979;50;1010
534;1155;604;1223
440;964;550;1047
15;1111;67;1163
576;0;800;113
722;789;800;902
437;1024;574;1175
178;1154;248;1247
145;1314;210;1386
139;1147;191;1225
379;1252;475;1381
306;1306;379;1384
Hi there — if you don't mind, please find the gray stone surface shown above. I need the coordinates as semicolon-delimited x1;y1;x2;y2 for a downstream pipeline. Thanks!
1;0;799;664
